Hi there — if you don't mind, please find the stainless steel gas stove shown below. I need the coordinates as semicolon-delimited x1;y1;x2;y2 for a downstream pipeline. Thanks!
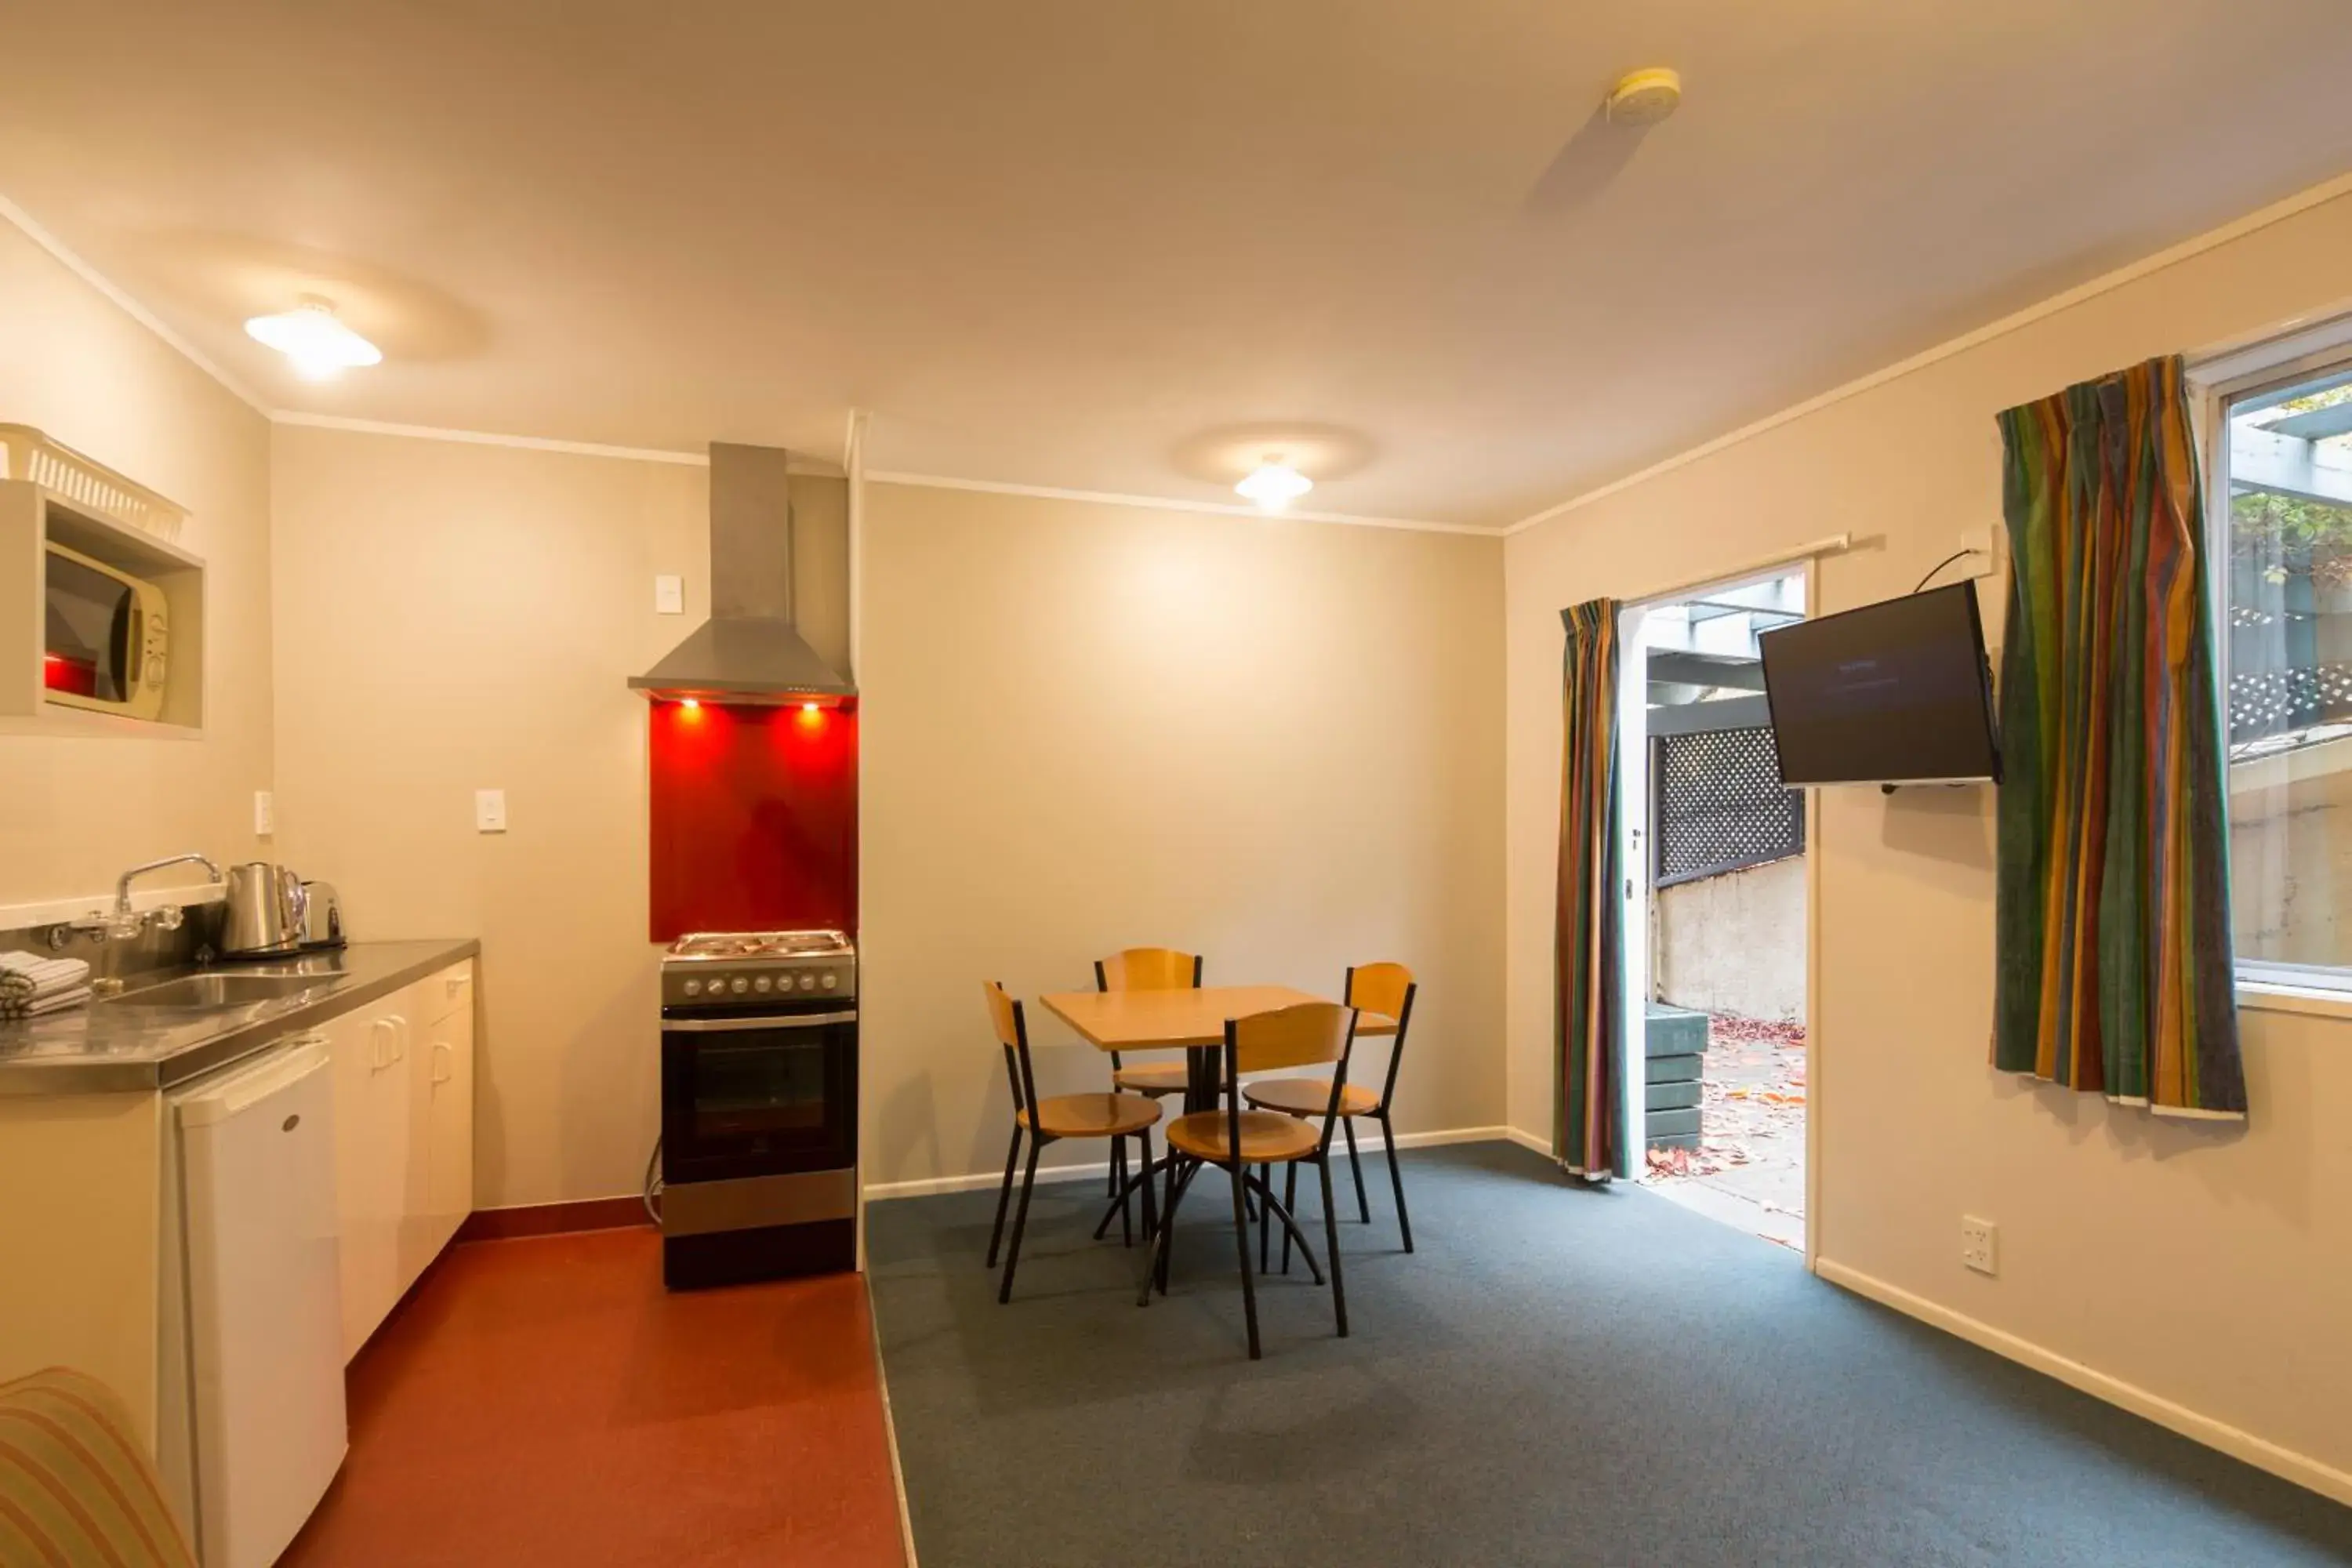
658;929;858;1288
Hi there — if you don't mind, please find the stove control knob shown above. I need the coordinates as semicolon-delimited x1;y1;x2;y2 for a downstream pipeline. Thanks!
799;974;816;991
730;977;749;995
683;978;702;997
754;976;773;993
822;972;837;989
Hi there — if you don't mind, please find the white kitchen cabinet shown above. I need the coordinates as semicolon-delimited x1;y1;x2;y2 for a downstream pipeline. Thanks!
326;1004;412;1360
329;958;477;1360
403;978;474;1279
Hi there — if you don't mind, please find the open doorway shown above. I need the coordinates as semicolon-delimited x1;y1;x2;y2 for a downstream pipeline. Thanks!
1619;573;1809;1251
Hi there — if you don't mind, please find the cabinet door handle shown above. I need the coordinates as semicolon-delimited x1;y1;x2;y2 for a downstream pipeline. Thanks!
431;1040;452;1086
370;1018;395;1071
390;1014;409;1062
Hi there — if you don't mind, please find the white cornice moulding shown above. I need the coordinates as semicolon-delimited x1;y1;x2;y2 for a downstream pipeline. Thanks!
271;411;709;466
865;470;1497;537
0;189;268;414
1502;165;2352;539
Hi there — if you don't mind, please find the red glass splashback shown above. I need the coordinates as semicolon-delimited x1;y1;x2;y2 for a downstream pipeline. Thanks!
648;700;858;941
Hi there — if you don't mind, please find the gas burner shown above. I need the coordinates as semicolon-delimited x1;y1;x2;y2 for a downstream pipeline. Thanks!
660;929;857;1009
667;929;852;960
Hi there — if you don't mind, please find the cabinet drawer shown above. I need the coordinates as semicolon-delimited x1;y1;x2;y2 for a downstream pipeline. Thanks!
419;961;474;1028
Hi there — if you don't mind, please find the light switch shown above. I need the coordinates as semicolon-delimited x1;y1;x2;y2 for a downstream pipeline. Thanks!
474;789;508;833
655;575;684;615
253;789;276;836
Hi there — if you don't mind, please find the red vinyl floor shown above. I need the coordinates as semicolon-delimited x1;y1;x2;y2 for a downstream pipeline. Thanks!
281;1226;906;1567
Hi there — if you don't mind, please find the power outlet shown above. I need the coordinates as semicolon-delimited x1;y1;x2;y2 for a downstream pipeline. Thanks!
1960;1216;1998;1276
474;789;508;833
253;789;276;837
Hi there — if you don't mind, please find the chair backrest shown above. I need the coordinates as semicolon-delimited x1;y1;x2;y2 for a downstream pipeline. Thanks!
1094;948;1203;992
1219;1002;1359;1159
982;981;1039;1119
1345;962;1418;1111
0;1367;196;1567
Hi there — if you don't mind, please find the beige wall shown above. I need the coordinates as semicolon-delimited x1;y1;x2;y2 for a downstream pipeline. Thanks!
0;222;274;909
858;482;1506;1189
270;425;709;1207
1505;190;2352;1491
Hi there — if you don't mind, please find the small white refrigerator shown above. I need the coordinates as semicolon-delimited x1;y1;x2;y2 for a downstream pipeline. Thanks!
159;1036;349;1566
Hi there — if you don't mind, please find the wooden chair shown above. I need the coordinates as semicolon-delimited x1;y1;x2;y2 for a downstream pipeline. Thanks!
1139;1000;1358;1359
1093;948;1200;1211
1244;963;1420;1261
983;982;1162;1304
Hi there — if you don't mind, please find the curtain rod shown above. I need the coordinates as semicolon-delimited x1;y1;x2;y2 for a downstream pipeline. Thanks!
1627;533;1853;609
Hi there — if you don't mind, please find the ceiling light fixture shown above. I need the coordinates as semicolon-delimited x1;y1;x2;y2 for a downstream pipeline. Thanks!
244;295;383;380
1236;458;1312;512
1605;67;1682;127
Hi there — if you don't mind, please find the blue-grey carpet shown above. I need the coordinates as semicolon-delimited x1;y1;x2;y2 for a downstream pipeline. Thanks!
865;1141;2352;1566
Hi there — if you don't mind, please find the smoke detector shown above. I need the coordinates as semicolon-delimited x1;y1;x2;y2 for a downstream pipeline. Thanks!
1606;67;1682;127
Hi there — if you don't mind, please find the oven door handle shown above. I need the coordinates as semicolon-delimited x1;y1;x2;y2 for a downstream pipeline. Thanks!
663;1009;858;1032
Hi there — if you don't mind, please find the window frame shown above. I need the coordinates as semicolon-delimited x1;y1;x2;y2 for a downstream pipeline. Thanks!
2194;315;2352;993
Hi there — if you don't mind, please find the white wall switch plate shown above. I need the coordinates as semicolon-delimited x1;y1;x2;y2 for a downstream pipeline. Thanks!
253;789;275;836
474;789;508;833
655;575;684;615
1961;1215;1998;1276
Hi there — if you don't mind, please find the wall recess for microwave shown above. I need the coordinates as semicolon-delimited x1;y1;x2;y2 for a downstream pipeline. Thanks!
0;426;204;735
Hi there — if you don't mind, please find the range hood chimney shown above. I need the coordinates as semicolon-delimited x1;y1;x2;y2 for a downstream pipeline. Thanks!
630;442;855;702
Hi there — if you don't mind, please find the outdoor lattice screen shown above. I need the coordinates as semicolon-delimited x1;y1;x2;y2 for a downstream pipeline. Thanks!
1653;724;1804;887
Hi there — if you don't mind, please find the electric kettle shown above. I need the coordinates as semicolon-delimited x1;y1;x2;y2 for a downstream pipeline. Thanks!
220;862;307;956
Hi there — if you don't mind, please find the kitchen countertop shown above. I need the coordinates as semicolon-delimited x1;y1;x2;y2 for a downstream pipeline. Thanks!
0;938;481;1097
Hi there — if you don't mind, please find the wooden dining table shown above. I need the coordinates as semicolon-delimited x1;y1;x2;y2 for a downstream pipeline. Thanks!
1039;982;1398;1279
1038;984;1398;1117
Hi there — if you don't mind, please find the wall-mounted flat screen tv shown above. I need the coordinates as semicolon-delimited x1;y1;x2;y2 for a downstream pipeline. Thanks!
1756;582;2001;786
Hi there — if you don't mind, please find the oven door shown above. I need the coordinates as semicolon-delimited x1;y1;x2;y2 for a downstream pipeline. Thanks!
660;1009;857;1185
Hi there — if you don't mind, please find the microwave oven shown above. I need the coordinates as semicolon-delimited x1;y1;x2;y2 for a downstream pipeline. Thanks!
44;541;169;720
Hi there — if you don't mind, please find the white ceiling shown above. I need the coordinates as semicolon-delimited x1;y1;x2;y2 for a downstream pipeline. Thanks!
5;2;2350;527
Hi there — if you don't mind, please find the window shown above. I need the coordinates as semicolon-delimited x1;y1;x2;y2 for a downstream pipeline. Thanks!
2209;330;2352;988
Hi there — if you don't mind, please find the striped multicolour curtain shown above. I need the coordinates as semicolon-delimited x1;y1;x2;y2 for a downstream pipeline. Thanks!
1992;355;2247;1118
1555;600;1629;1176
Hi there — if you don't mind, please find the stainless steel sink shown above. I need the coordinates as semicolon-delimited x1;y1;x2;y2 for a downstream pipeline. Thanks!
111;973;325;1009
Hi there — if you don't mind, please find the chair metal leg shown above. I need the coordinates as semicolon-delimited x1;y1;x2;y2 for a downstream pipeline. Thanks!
1342;1116;1370;1223
1281;1160;1299;1275
1138;1125;1158;1244
1246;1169;1323;1285
1319;1155;1348;1338
1139;1152;1192;1307
1118;1136;1134;1248
1228;1163;1262;1359
1257;1162;1272;1273
985;1125;1022;1269
1380;1111;1414;1251
997;1138;1043;1305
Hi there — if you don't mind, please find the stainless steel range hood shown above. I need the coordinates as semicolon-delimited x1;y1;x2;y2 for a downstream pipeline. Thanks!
630;442;855;702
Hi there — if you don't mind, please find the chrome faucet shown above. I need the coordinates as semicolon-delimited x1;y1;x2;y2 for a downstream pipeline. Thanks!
76;853;225;941
115;853;224;920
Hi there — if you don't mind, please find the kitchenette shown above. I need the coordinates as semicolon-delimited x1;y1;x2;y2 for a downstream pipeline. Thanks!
0;857;477;1567
0;426;862;1566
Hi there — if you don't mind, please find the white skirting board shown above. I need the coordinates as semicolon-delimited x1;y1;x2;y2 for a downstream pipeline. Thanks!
1815;1258;2352;1509
861;1125;1515;1203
